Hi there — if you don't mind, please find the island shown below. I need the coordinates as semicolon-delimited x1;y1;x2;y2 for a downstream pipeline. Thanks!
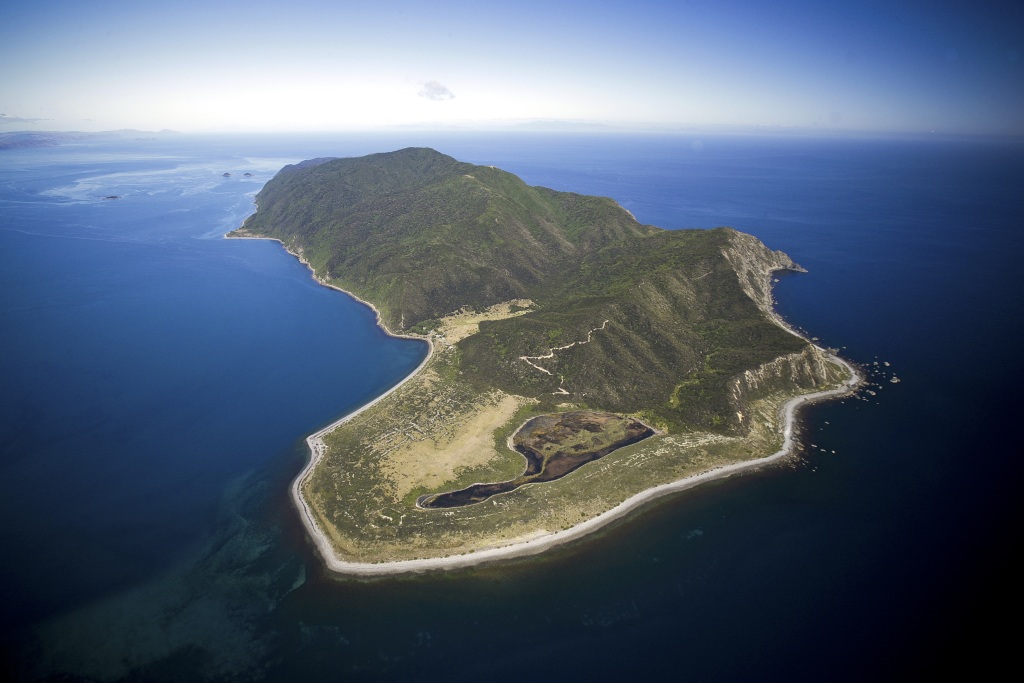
228;148;859;575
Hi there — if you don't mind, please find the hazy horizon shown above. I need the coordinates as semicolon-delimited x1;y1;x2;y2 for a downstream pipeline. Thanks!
3;0;1022;137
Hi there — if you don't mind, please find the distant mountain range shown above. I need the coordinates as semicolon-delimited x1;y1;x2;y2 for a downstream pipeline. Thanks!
0;129;177;151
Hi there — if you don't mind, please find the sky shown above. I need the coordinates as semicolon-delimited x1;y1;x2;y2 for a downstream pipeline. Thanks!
1;0;1022;136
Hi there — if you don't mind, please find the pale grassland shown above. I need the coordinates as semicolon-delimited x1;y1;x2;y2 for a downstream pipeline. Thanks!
434;299;534;344
380;391;528;499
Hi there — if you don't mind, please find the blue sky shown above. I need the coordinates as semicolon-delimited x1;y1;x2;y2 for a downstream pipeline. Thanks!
2;0;1021;135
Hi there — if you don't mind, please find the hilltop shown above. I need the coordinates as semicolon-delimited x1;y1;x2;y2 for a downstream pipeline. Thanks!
231;148;854;571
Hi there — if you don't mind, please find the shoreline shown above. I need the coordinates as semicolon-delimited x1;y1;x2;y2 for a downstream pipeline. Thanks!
314;354;859;577
227;229;861;578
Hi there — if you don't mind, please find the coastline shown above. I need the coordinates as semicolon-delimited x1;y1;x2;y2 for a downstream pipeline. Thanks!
228;229;861;577
311;353;859;577
225;229;435;569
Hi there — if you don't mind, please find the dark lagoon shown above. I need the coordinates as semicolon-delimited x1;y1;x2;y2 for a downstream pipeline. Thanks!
2;132;1021;681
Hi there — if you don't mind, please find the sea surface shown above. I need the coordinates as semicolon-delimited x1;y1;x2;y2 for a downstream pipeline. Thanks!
1;132;1021;681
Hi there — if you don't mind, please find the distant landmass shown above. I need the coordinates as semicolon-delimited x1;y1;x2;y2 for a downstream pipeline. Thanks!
230;148;857;573
0;129;177;151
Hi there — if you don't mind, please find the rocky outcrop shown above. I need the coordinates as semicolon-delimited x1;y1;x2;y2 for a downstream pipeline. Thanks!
731;345;840;400
720;229;846;429
721;227;806;320
728;344;845;432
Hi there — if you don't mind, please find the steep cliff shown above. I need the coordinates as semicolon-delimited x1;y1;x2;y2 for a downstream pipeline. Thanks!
722;227;807;319
729;345;847;426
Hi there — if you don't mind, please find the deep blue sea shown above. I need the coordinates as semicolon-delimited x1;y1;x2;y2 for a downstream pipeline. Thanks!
2;132;1022;681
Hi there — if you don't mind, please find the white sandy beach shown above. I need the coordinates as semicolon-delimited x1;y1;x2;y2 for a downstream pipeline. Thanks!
229;229;862;577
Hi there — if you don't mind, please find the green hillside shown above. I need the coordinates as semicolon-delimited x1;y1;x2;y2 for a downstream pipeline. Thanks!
242;148;656;329
237;148;807;432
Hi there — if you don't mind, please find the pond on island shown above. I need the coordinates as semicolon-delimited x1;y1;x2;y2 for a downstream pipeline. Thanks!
417;411;654;508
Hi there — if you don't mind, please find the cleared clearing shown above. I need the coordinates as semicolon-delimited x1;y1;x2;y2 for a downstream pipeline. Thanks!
380;391;528;499
434;299;534;345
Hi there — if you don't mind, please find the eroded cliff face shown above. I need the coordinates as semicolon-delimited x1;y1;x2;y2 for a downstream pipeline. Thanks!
720;229;847;431
721;228;807;320
730;344;844;414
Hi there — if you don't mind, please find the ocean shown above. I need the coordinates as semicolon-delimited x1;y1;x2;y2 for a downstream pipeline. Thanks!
1;131;1021;681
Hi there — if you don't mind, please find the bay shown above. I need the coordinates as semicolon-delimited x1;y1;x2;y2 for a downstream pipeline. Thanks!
2;132;1021;681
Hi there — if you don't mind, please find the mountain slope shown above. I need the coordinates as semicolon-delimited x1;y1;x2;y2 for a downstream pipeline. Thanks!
241;147;654;331
237;147;809;432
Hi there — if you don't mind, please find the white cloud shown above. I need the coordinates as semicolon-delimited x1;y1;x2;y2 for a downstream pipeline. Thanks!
0;112;47;124
418;81;455;101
